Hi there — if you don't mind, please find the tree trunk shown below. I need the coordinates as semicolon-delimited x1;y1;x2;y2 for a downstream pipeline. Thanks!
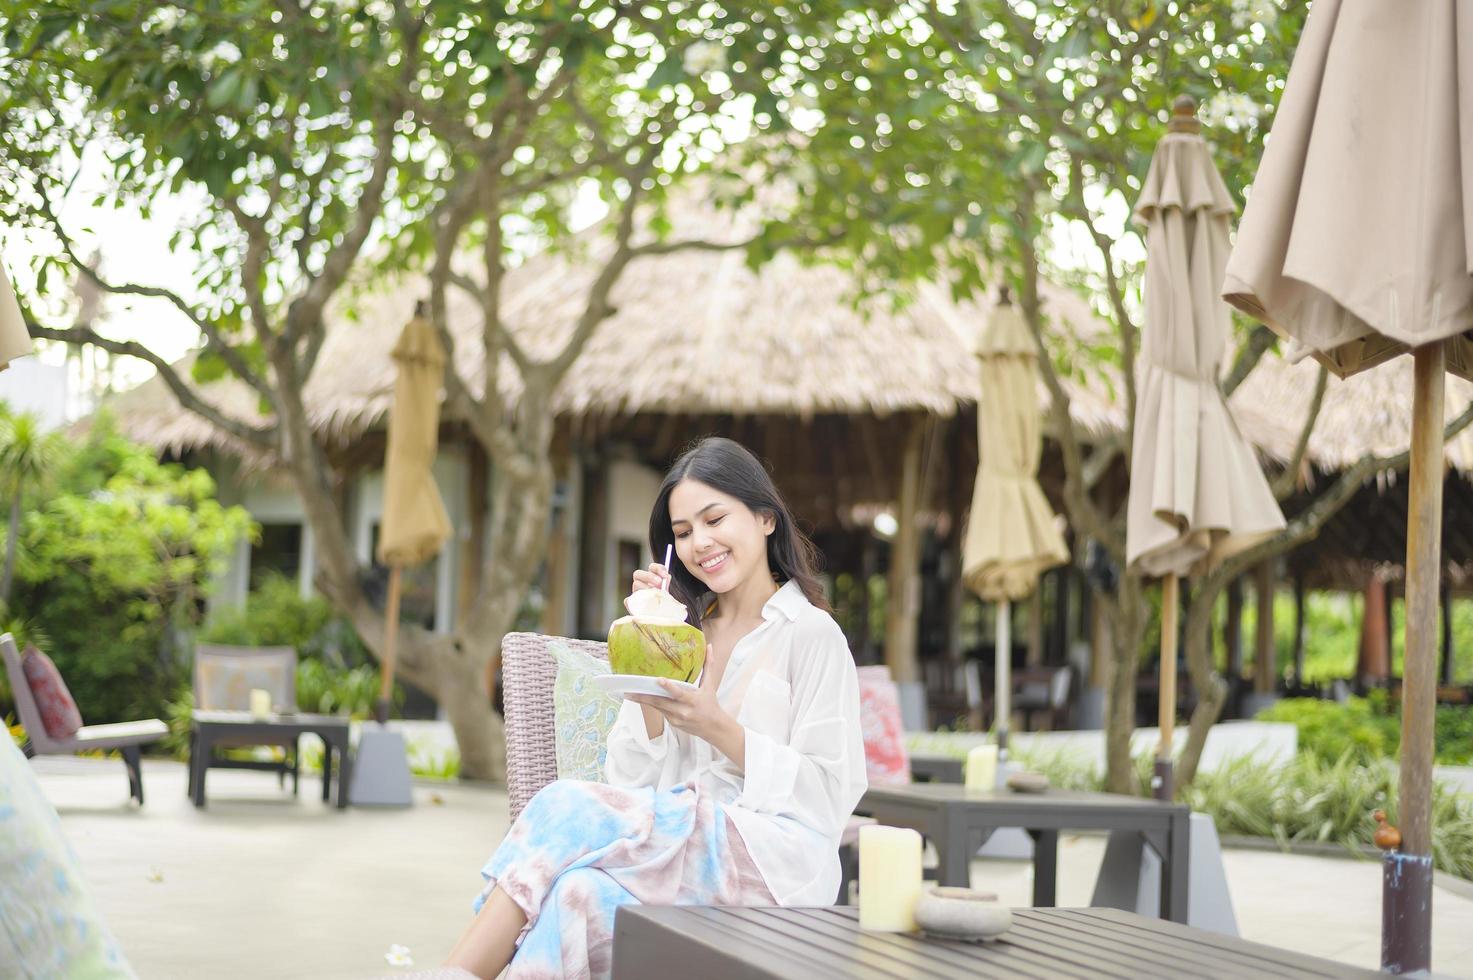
434;633;508;783
1102;575;1146;794
1;489;18;605
1178;577;1231;787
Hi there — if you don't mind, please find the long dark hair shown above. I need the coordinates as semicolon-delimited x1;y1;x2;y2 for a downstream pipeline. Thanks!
648;436;830;626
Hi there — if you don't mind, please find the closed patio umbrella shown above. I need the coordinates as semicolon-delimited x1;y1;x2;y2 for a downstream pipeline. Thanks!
1222;2;1472;969
1127;96;1285;800
961;291;1069;760
375;301;451;725
0;262;33;371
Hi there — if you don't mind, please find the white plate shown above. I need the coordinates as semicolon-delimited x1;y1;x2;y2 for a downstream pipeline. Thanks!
592;674;700;699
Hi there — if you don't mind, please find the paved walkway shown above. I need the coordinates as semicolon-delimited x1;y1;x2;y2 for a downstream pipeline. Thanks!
33;756;1473;978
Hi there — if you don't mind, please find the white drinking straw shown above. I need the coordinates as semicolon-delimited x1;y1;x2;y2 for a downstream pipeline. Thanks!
661;543;673;592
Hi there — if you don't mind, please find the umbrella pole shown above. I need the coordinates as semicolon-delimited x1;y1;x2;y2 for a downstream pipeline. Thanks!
1383;342;1445;974
995;598;1011;762
376;565;403;726
1155;574;1179;801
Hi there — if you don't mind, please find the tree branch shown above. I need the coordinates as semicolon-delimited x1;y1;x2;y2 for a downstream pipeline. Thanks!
1222;324;1276;396
1271;364;1328;499
287;116;399;344
35;193;276;402
25;322;276;448
1205;397;1473;593
1065;153;1138;445
1019;230;1119;557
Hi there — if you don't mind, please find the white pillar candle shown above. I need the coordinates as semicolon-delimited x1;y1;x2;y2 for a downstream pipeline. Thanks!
249;688;272;719
965;744;999;791
858;824;923;932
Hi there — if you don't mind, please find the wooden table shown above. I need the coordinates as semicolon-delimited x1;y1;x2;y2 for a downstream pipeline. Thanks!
612;906;1382;979
190;710;352;809
906;752;964;783
856;784;1191;922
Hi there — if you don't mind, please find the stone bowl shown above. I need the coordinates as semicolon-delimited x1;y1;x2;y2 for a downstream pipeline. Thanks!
1006;770;1050;793
913;886;1013;942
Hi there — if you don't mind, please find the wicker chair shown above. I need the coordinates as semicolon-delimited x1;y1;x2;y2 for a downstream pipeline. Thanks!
501;631;611;822
501;631;867;904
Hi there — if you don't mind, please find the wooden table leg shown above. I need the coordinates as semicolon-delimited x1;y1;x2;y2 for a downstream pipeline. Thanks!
933;811;973;887
1164;812;1191;924
320;738;332;803
191;730;209;809
335;733;352;809
1029;829;1059;906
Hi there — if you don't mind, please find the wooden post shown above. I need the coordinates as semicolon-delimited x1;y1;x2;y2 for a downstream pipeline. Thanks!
1254;562;1276;696
1090;597;1110;693
1225;577;1244;682
1049;566;1072;667
576;457;609;638
1440;581;1455;687
1383;342;1445;975
1361;577;1391;686
944;532;965;666
1026;587;1045;667
458;439;489;625
376;565;403;725
884;418;926;685
1155;574;1179;800
1292;575;1307;686
858;535;877;665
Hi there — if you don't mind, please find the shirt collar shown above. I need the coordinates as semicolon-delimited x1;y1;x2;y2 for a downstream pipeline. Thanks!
763;579;806;623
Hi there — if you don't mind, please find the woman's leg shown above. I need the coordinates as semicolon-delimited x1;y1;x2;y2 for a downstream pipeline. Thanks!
442;885;526;978
504;867;636;980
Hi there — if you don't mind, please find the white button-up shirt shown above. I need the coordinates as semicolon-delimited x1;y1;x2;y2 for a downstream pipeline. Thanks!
604;579;867;906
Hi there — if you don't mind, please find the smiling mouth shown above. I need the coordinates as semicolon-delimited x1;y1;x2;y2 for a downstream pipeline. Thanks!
699;552;730;572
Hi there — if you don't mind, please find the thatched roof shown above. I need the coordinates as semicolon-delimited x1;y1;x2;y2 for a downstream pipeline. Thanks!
1230;352;1473;472
97;189;1472;479
99;196;1121;457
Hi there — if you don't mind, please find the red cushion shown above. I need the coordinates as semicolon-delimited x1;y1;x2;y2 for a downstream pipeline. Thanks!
21;646;83;739
856;665;911;786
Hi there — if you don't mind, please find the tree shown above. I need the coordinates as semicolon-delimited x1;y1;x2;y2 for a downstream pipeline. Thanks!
9;416;253;722
0;1;848;779
0;410;61;603
766;1;1472;792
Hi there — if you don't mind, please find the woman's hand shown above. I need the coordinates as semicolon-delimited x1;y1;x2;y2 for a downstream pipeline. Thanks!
628;643;746;768
628;563;669;606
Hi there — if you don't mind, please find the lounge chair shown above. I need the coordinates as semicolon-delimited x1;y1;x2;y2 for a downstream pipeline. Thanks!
1;633;166;805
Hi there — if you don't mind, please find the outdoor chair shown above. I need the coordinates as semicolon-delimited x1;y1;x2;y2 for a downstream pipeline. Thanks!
1012;665;1073;732
190;643;302;797
1;633;166;805
501;631;616;821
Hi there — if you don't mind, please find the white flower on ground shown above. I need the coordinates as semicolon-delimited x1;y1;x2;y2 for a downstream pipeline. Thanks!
384;944;413;967
683;41;727;76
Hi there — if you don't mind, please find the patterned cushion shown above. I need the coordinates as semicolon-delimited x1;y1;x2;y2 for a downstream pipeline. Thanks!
856;665;911;786
0;735;136;977
550;643;622;782
22;647;83;740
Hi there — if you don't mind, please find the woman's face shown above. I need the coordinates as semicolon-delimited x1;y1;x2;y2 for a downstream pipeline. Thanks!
667;478;774;595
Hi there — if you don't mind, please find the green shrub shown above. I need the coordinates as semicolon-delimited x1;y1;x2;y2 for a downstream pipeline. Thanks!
197;572;371;668
1256;697;1400;766
2;418;251;725
1256;695;1473;767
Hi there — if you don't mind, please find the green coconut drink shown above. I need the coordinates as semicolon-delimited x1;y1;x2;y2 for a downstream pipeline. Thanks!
608;587;705;683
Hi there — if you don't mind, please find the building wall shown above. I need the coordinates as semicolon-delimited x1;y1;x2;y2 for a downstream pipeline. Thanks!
600;458;663;627
207;449;477;639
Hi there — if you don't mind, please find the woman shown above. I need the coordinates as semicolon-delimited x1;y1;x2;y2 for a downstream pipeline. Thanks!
443;437;866;979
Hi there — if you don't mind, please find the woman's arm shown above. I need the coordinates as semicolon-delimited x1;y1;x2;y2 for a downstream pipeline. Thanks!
734;621;868;835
